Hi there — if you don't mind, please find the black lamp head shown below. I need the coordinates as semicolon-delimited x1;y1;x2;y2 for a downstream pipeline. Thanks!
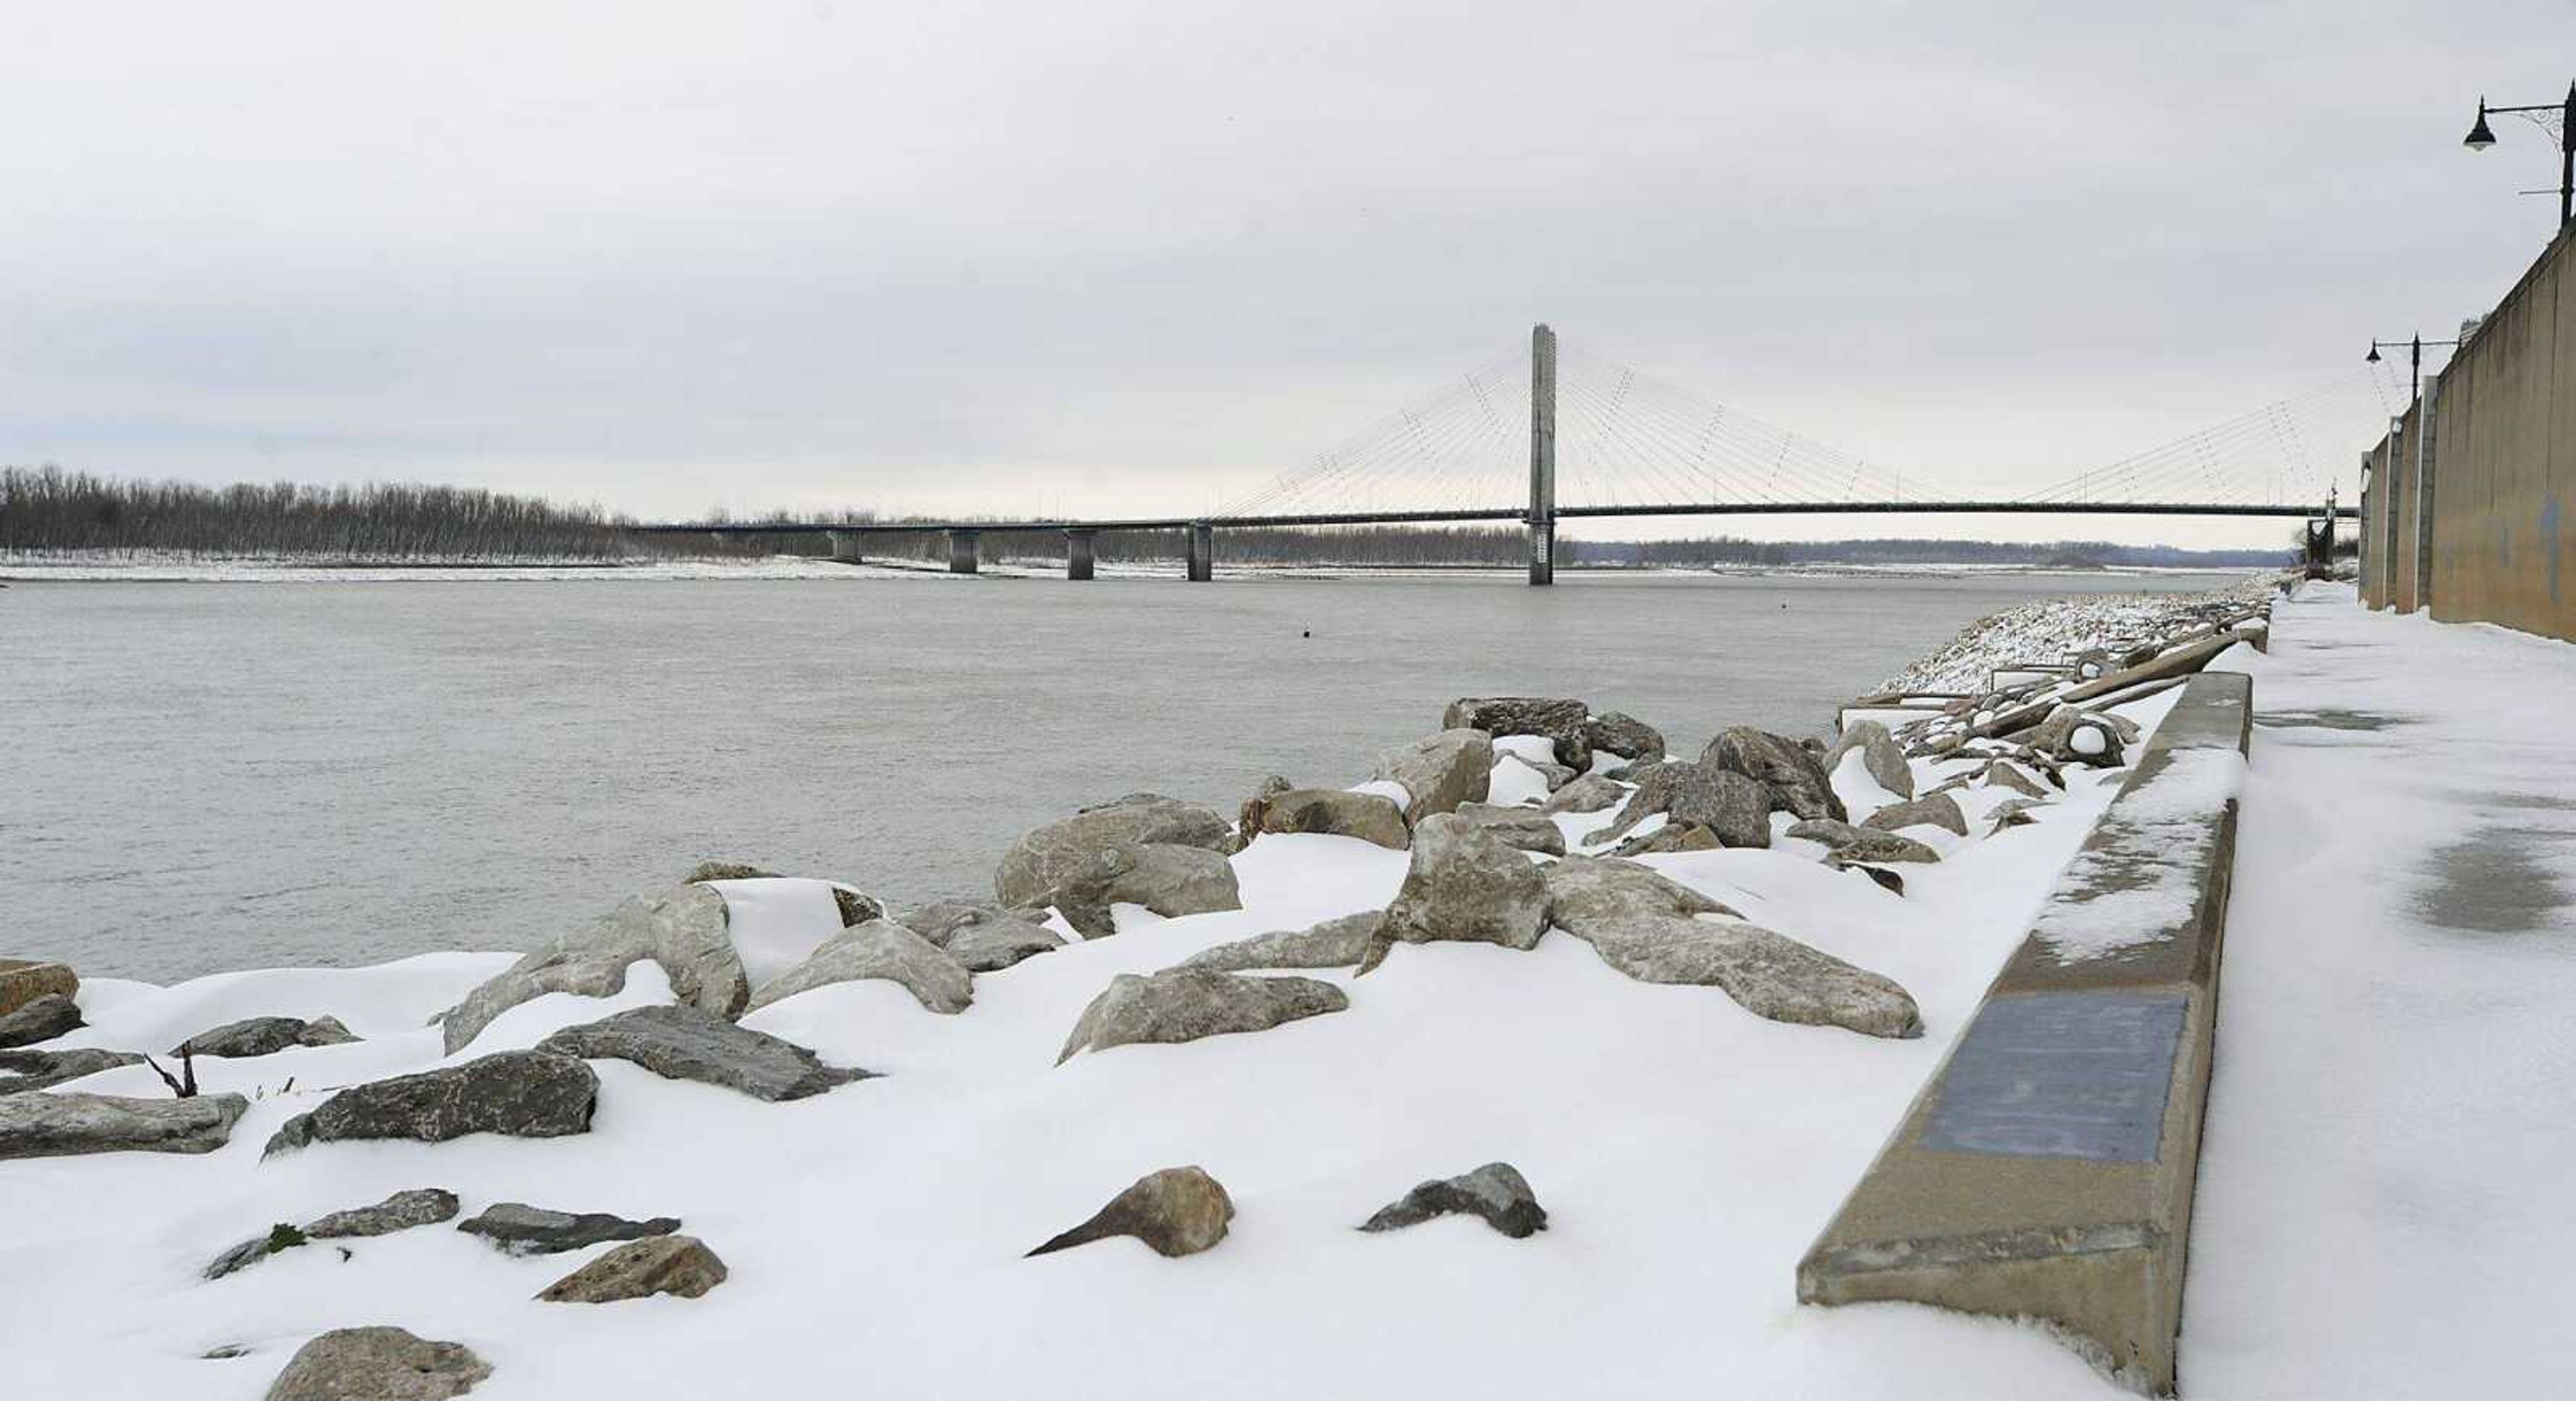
2365;344;2381;363
2465;101;2498;151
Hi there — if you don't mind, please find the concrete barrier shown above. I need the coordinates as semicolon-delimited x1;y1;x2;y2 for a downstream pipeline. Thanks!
1796;670;2252;1396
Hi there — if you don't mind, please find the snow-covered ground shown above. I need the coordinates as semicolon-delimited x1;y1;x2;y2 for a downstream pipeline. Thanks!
1878;578;2275;694
2184;583;2576;1396
0;587;2272;1399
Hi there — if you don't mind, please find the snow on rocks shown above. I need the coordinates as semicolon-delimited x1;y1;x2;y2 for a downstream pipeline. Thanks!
1862;792;1970;838
437;883;747;1054
1057;968;1348;1063
1369;728;1493;822
1823;719;1913;798
742;919;973;1015
2031;704;2126;768
1026;1165;1234;1259
207;1188;462;1278
0;1045;144;1095
1580;711;1666;766
537;1004;875;1101
173;1014;358;1058
263;1049;598;1157
1362;811;1552;970
1784;820;1942;866
0;1088;249;1158
1705;725;1848;823
991;793;1236;930
1441;696;1593;770
1585;760;1771;850
1540;773;1625;815
1360;1161;1548;1239
894;900;1064;972
1181;911;1381;972
262;1326;490;1401
535;1234;729;1303
458;1202;681;1257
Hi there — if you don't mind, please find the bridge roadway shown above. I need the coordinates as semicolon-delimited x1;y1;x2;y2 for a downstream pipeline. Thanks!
627;499;2357;580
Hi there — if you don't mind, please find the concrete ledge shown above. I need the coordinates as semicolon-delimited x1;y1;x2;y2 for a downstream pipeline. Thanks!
1797;670;2252;1396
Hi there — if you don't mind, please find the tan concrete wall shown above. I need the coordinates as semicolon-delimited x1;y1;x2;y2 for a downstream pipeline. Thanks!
2392;406;2421;613
2426;225;2576;640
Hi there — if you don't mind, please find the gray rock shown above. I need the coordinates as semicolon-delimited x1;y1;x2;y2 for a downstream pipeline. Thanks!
2031;705;2127;768
1784;819;1942;865
830;886;887;928
1980;760;2053;798
1544;857;1920;1039
206;1224;313;1282
458;1201;682;1257
174;1015;360;1059
1256;788;1411;849
537;1235;728;1303
1610;823;1723;858
307;1188;462;1239
0;1090;248;1159
1360;1161;1548;1239
1540;774;1625;816
1028;1165;1234;1258
1823;719;1915;798
0;992;83;1049
1059;968;1348;1063
1442;696;1593;771
0;1046;143;1096
1450;802;1568;856
437;883;747;1055
1988;797;2047;835
264;1051;598;1157
2070;647;2114;682
683;860;777;882
262;1327;490;1401
1039;841;1244;939
1585;760;1771;849
896;901;1065;972
1705;725;1847;823
1862;792;1970;837
1370;729;1494;823
0;959;76;1019
993;795;1234;915
1841;863;1907;895
539;1004;875;1101
1180;912;1381;972
1233;774;1297;848
1366;813;1552;968
1513;756;1579;792
744;919;973;1015
1582;711;1667;764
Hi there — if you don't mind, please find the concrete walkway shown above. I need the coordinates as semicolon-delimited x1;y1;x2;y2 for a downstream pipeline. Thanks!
2184;582;2576;1396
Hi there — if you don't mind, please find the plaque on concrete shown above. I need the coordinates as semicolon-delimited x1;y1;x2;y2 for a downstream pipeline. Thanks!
1920;990;2186;1163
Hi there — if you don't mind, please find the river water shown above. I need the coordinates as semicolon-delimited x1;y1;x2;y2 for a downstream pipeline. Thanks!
3;570;2236;981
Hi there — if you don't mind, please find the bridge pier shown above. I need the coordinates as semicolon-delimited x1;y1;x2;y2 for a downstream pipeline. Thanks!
947;528;981;574
1528;323;1557;586
826;529;863;565
1065;528;1096;581
1186;522;1214;582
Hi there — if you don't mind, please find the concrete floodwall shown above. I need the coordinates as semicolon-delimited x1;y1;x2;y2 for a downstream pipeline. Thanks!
1798;670;2253;1396
2412;225;2576;638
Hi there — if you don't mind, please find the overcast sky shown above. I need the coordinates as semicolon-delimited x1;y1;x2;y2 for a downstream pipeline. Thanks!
5;1;2570;546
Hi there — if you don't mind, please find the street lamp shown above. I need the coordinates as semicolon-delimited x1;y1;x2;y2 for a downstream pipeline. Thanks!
2365;333;2459;405
2463;81;2576;228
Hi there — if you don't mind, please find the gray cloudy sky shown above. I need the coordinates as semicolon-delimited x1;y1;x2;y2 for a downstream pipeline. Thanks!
5;1;2571;546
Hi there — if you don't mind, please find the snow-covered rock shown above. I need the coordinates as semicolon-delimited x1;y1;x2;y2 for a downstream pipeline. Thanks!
1180;911;1380;972
1370;729;1493;822
1367;812;1552;966
1058;968;1348;1063
537;1235;728;1303
437;884;747;1054
0;1089;248;1159
263;1050;598;1157
1027;1165;1233;1259
1360;1161;1548;1239
992;794;1234;917
537;1004;874;1102
1255;787;1411;849
1705;725;1847;823
743;919;972;1015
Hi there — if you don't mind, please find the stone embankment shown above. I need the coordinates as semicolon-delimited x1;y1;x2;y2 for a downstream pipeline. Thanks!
0;577;2278;1400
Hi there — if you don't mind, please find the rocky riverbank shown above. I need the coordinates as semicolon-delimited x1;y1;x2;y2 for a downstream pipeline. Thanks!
0;580;2277;1400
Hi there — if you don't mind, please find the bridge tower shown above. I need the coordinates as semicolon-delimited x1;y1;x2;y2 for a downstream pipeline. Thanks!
1528;323;1557;586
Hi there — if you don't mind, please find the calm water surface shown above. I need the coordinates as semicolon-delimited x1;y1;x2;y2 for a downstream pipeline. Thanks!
4;570;2235;980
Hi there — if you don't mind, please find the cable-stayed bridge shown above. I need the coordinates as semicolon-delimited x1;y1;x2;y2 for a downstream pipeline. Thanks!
634;326;2368;583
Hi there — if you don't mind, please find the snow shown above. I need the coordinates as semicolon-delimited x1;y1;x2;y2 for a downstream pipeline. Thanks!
2069;725;2107;756
700;879;845;988
2029;747;2245;963
1346;778;1412;807
2184;582;2576;1396
1485;755;1555;808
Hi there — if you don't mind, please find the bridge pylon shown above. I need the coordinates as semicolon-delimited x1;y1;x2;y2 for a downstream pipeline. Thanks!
1529;323;1557;586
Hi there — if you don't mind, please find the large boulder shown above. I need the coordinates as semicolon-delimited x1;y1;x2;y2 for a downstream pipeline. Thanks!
1450;802;1568;857
1544;857;1921;1039
537;1235;728;1303
1784;819;1942;865
894;900;1063;972
2030;704;2127;768
262;1327;489;1401
0;1047;144;1096
539;1004;874;1102
1442;696;1593;771
1360;1161;1548;1239
458;1202;680;1257
437;884;748;1055
1370;729;1494;823
993;794;1233;915
1059;968;1348;1063
1862;792;1969;837
1703;725;1847;823
0;1090;249;1160
0;993;83;1049
743;920;973;1015
683;860;777;883
1823;719;1914;799
1255;788;1411;849
1036;843;1243;939
1582;711;1666;765
174;1015;358;1059
1584;761;1770;849
0;959;76;1019
1027;1165;1234;1258
264;1051;598;1157
1366;813;1552;968
1181;912;1381;972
